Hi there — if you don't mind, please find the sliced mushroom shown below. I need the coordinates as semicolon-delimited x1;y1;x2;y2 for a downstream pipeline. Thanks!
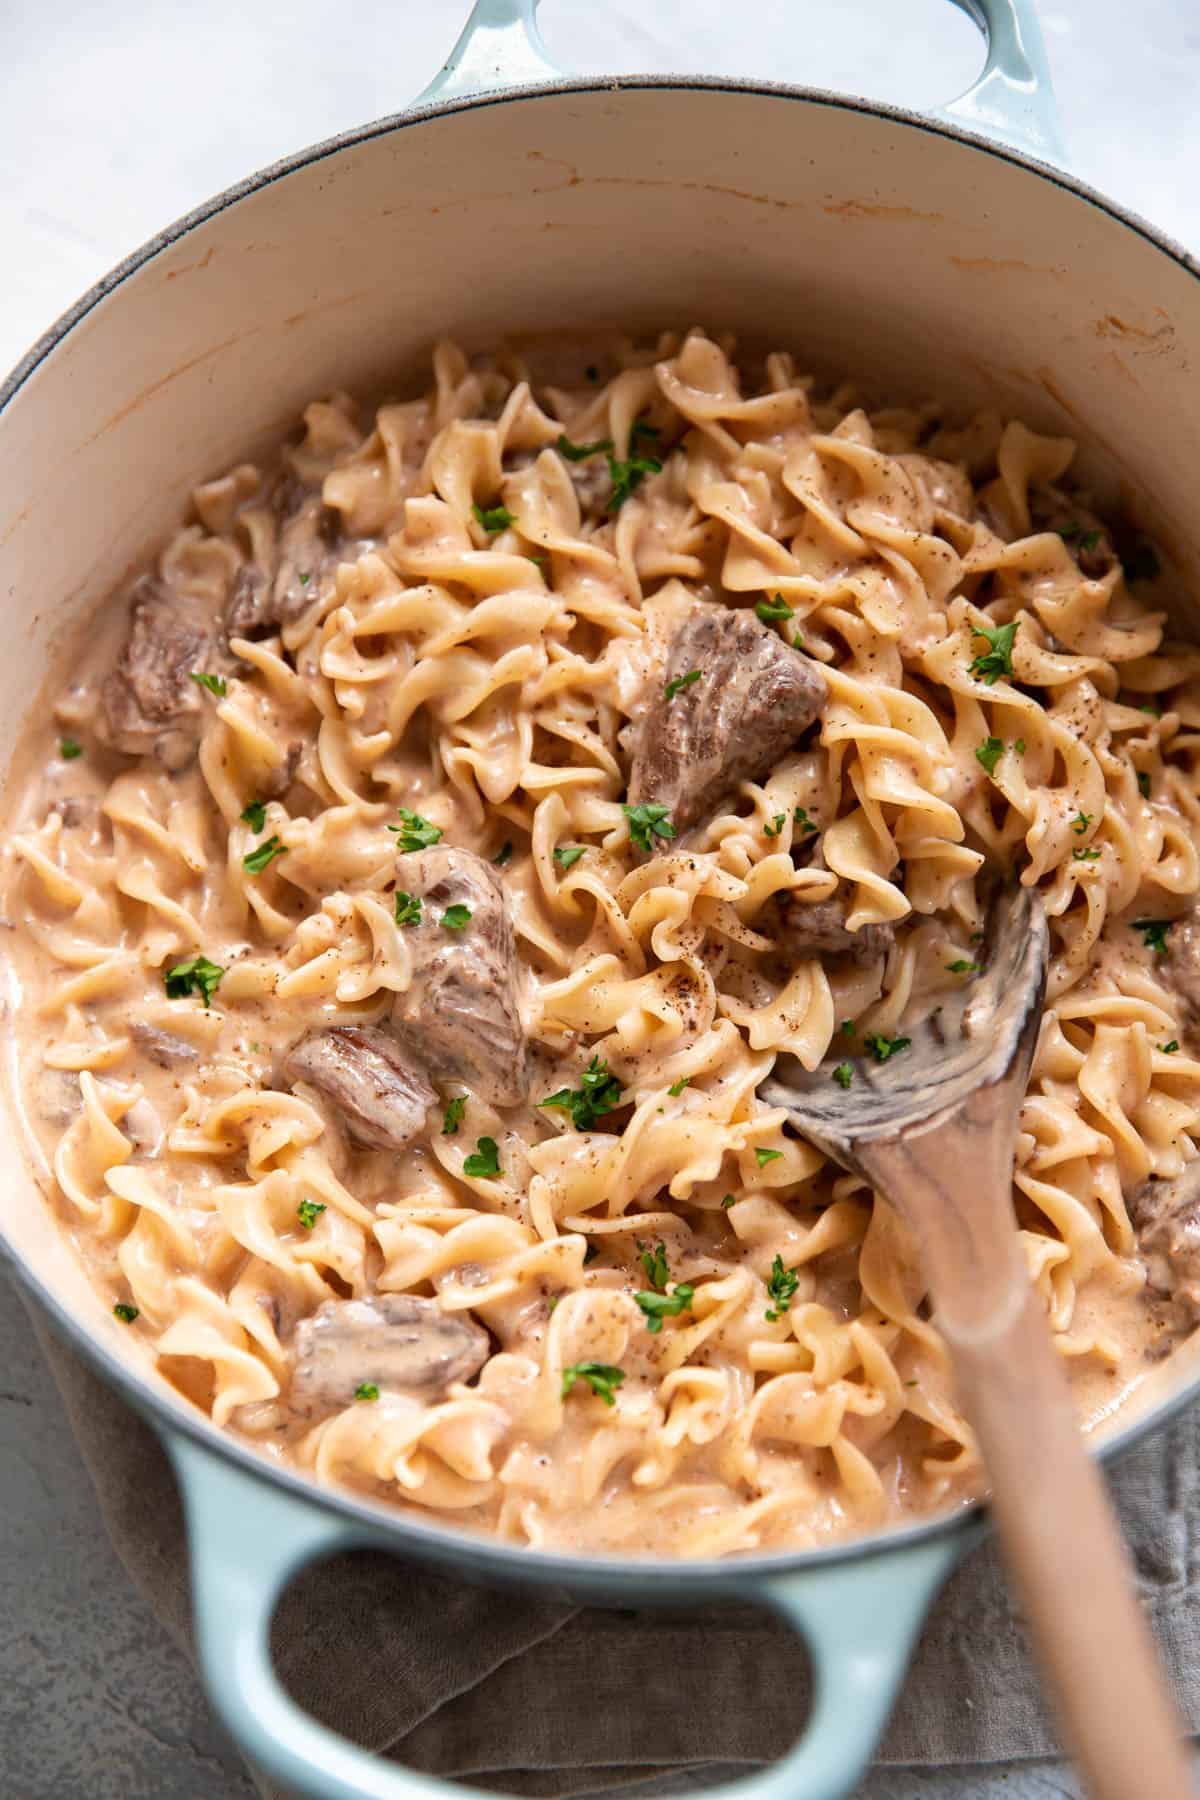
1161;908;1200;1033
391;847;527;1106
279;1025;435;1151
628;603;828;832
226;477;340;638
1129;1163;1200;1340
290;1294;490;1415
101;576;216;769
129;1021;199;1068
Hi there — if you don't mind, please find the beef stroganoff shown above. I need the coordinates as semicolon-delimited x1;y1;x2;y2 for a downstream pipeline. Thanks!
6;328;1200;1556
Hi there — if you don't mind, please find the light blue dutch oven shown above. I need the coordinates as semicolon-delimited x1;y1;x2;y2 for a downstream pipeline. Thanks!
3;4;1200;1797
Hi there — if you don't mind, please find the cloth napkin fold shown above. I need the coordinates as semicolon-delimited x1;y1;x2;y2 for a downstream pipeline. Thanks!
32;1304;1200;1796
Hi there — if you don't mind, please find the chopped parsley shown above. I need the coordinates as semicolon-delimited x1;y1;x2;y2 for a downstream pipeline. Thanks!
463;1136;501;1178
667;1076;690;1096
59;736;83;760
539;1056;624;1130
472;502;515;533
556;432;613;461
947;960;979;974
1138;703;1161;717
976;736;1005;776
839;1019;855;1035
1124;542;1161;583
606;446;662;512
494;840;514;866
1059;523;1101;552
638;1241;670;1290
163;954;224;1007
635;1284;695;1334
623;802;676;852
243;834;288;874
441;903;472;931
1073;847;1101;862
354;1382;379;1401
240;799;267;832
793;807;819;834
561;1362;625;1405
297;1199;326;1230
1014;738;1026;755
755;595;793;624
763;812;787;838
394;890;422;927
755;1147;783;1168
1161;1041;1180;1055
1138;771;1151;798
389;809;443;852
720;1193;736;1208
298;570;311;587
113;1302;139;1323
968;620;1018;685
190;671;227;697
665;669;703;701
583;1241;600;1265
792;631;805;649
864;1033;911;1063
833;1061;853;1089
1134;918;1172;957
553;845;587;870
765;1254;799;1322
442;1095;467;1135
1071;811;1092;835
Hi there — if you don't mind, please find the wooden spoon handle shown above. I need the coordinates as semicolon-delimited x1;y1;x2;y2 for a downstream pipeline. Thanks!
948;1285;1193;1800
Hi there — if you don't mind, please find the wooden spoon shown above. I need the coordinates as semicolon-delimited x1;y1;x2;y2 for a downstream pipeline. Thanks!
762;881;1193;1799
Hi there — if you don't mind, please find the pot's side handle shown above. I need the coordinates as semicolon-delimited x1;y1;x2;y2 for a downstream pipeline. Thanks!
413;0;1063;166
167;1428;971;1800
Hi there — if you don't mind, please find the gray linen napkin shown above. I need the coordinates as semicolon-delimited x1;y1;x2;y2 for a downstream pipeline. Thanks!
30;1304;1200;1794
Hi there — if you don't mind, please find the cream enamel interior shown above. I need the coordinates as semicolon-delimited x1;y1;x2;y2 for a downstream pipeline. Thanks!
3;82;1200;1527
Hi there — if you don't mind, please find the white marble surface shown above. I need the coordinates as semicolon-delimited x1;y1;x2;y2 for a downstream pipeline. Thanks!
0;2;1197;1797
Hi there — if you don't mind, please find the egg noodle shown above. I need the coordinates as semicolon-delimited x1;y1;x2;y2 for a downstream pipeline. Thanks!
5;328;1198;1555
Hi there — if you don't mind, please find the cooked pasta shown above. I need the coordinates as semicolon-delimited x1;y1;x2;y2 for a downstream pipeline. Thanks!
5;327;1200;1556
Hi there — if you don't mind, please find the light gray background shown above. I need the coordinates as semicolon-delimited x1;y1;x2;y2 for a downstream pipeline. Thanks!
1;2;1197;1797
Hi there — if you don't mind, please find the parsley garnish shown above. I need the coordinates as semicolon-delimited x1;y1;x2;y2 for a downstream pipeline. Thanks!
1134;919;1172;957
442;1095;467;1135
297;1199;326;1230
765;1254;799;1322
1124;542;1161;583
793;807;819;834
441;903;472;931
755;1147;783;1167
1073;847;1101;862
1071;811;1092;835
755;595;793;624
389;809;443;851
667;1076;690;1096
623;802;676;851
763;812;787;839
792;632;805;649
721;1193;736;1208
1137;771;1151;798
298;570;311;586
556;432;613;462
839;1019;855;1035
113;1302;139;1323
394;890;422;926
864;1033;911;1063
638;1241;670;1290
473;502;515;533
635;1284;695;1333
561;1362;625;1405
1059;524;1101;552
494;840;514;866
665;669;703;700
241;799;266;832
539;1056;624;1130
947;960;979;974
606;447;662;512
1014;738;1026;754
1138;704;1160;717
190;671;227;697
59;736;83;760
164;955;224;1007
1161;1040;1180;1055
463;1136;501;1178
976;736;1004;776
553;845;587;870
354;1382;379;1401
243;834;287;874
833;1061;853;1088
583;1241;600;1265
968;620;1018;685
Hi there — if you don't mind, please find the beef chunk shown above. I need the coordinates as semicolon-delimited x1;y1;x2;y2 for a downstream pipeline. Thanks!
101;577;214;769
1162;909;1200;1030
1130;1164;1200;1338
279;1025;435;1150
391;847;526;1106
129;1022;198;1067
628;605;827;831
226;478;340;638
291;1294;489;1415
771;846;894;962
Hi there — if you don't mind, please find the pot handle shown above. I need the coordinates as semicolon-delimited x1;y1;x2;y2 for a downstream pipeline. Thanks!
166;1428;970;1800
413;0;1063;164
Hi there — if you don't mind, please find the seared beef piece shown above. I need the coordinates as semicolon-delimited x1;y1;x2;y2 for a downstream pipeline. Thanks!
291;1295;489;1415
279;1025;435;1151
628;605;828;832
129;1022;198;1067
391;847;527;1106
1129;1164;1200;1338
101;577;214;770
771;845;894;962
226;478;341;638
1162;908;1200;1031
